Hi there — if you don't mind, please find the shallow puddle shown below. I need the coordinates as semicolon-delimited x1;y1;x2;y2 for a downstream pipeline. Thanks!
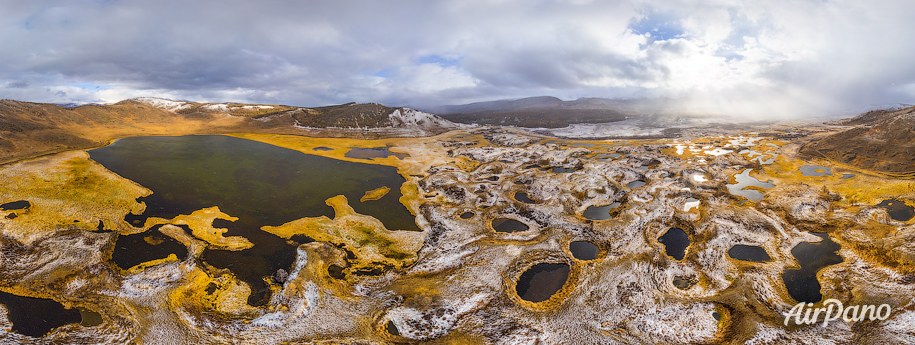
312;146;333;151
344;146;407;160
515;263;570;302
799;165;832;177
728;244;771;262
582;202;621;220
491;218;529;233
570;241;599;260
627;180;646;189
594;153;622;160
551;167;577;173
90;135;417;306
782;232;843;303
459;211;474;219
877;199;914;221
726;169;774;202
514;192;536;204
78;308;103;327
0;291;82;337
658;227;689;260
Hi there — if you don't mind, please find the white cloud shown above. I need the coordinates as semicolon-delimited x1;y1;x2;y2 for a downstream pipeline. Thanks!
0;0;912;118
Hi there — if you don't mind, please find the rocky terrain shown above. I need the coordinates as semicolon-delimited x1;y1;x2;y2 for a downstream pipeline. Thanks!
0;99;913;343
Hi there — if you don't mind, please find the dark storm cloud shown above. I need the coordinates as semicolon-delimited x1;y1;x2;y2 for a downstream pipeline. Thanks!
0;0;913;118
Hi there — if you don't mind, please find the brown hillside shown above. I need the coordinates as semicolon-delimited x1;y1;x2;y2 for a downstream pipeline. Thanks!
800;106;915;174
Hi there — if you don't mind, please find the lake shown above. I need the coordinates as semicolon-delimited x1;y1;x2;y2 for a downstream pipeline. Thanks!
89;135;417;306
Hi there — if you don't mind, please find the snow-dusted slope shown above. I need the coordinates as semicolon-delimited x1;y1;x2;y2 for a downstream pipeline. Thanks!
131;97;193;112
388;108;462;130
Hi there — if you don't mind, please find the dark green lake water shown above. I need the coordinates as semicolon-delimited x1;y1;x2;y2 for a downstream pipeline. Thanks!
782;233;843;303
0;291;82;337
515;263;570;302
659;227;689;260
89;135;417;306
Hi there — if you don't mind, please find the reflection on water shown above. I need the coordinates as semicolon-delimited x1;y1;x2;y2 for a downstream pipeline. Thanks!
515;263;570;302
877;199;914;222
799;165;832;177
726;169;774;202
514;192;536;204
570;241;599;260
90;135;417;306
728;244;771;262
344;147;407;160
627;180;646;189
111;225;188;269
491;218;529;233
582;202;621;220
782;232;843;303
0;200;30;211
659;227;689;260
78;308;103;327
0;291;82;337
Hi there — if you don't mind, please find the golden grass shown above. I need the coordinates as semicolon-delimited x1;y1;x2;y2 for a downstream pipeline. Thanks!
0;151;149;243
262;195;424;275
360;186;391;202
761;153;915;206
144;206;253;251
168;267;259;318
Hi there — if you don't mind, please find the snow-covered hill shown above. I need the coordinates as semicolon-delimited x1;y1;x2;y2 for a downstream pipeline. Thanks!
388;108;462;130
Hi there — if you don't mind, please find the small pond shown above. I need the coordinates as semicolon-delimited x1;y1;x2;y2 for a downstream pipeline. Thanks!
728;244;771;262
582;202;621;220
551;167;577;173
491;218;529;233
799;165;832;177
344;147;407;160
569;241;599;260
726;169;774;202
627;180;646;189
877;199;914;222
0;200;30;211
515;263;570;302
782;232;843;303
514;192;536;204
659;227;689;260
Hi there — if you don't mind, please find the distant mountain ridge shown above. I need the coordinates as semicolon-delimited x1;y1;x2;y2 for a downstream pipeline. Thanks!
0;97;458;164
422;96;647;128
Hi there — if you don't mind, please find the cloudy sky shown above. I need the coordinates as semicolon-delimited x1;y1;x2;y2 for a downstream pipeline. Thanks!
1;0;913;118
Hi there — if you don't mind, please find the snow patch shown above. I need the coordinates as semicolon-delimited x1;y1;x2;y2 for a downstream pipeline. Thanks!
388;108;460;130
132;97;192;112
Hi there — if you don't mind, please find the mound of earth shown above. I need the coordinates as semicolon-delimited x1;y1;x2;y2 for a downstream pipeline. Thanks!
800;106;915;174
